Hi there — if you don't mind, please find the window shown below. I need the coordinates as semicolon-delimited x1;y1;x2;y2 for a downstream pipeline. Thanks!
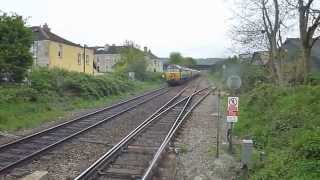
78;53;82;65
58;44;63;58
86;55;89;65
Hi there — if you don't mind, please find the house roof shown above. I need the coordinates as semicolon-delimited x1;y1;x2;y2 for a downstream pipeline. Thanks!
31;26;82;47
92;45;159;60
93;46;126;54
147;51;158;59
282;38;320;71
282;38;320;57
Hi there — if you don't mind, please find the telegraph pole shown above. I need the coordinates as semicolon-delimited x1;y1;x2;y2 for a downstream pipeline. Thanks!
83;44;86;73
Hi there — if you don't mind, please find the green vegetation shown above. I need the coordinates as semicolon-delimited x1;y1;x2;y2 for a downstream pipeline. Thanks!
116;40;148;80
209;57;267;92
0;68;162;131
169;52;196;66
0;12;33;82
210;60;320;179
235;84;320;179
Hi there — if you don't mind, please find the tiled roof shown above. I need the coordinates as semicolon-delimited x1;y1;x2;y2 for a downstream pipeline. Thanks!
93;46;126;54
31;26;82;47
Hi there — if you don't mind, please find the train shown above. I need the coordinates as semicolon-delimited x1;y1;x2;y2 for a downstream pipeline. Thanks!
163;64;200;86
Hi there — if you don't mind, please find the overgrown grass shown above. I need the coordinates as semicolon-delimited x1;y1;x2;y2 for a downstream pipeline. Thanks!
235;84;320;179
0;68;162;132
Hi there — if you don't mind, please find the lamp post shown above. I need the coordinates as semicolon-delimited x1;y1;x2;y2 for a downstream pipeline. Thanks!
83;44;87;73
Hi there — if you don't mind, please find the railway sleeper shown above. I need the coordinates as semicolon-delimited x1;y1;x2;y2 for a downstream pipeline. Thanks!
98;167;144;179
110;162;148;170
0;154;21;162
122;145;157;155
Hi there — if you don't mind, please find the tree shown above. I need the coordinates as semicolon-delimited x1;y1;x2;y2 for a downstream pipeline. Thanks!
184;57;197;66
169;52;184;65
286;0;320;81
231;0;291;84
0;12;33;83
116;40;147;80
169;52;197;66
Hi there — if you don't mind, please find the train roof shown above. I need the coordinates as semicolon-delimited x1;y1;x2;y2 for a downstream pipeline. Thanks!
167;64;200;72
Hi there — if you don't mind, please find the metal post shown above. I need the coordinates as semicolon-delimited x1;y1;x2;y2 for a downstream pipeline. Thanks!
228;90;235;154
228;122;233;153
83;45;86;73
216;89;220;158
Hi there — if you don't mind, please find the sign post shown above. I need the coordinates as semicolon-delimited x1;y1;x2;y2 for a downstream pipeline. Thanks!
227;96;239;154
226;75;241;154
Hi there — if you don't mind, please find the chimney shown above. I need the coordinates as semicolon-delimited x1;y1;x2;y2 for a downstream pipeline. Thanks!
144;46;148;53
104;44;110;51
42;23;51;32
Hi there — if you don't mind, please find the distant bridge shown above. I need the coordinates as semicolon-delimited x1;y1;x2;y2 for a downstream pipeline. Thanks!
188;58;226;70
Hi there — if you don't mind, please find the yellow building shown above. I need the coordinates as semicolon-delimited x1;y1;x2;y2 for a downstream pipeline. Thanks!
31;24;95;75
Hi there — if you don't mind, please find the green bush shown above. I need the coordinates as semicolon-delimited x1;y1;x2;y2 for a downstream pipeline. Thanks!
0;68;161;131
235;84;320;179
306;72;320;85
29;68;135;99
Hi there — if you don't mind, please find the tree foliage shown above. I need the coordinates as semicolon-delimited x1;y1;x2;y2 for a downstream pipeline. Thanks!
0;12;33;83
169;52;197;66
116;40;147;80
184;57;197;66
169;52;184;65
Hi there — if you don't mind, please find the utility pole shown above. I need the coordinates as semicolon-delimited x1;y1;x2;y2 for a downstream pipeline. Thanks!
83;44;86;73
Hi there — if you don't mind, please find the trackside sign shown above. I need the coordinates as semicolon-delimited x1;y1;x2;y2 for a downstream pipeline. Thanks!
227;97;239;123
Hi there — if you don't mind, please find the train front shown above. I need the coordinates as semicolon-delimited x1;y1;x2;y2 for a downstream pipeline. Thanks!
163;65;182;86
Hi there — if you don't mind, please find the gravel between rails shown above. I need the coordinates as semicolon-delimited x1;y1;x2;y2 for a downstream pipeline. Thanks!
157;76;239;180
0;87;168;146
0;86;183;180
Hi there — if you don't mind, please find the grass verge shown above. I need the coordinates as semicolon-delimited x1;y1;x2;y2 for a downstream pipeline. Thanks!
0;68;163;132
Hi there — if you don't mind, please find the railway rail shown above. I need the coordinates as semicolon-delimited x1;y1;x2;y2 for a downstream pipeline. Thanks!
75;84;211;180
0;86;176;174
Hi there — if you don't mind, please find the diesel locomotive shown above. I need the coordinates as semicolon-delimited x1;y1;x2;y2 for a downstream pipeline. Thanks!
163;64;200;86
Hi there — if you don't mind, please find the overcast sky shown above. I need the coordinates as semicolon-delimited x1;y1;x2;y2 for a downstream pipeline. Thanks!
2;0;235;58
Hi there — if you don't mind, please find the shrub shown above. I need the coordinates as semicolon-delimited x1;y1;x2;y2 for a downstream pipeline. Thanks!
235;84;320;179
29;68;135;99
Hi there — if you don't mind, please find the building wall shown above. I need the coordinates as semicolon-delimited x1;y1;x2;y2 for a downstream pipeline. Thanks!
146;58;164;72
95;54;121;72
94;52;164;73
32;40;50;67
48;41;94;74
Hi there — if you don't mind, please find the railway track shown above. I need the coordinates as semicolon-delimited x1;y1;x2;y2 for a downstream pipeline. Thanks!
75;84;211;180
0;87;176;174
